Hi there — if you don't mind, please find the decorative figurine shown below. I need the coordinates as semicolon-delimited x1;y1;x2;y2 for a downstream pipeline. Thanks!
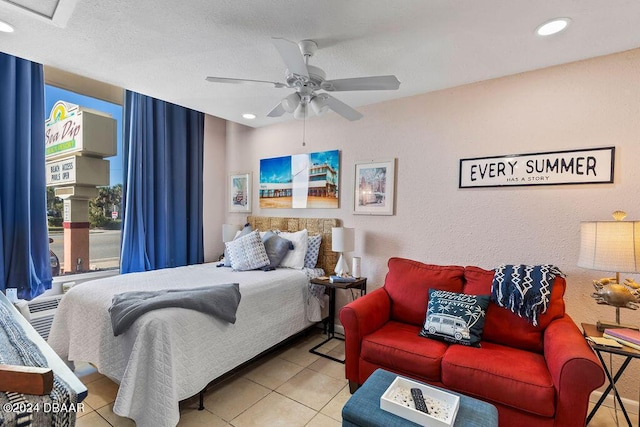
592;278;640;310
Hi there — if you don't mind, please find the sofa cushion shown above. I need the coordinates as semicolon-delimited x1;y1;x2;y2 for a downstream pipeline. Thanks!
384;258;465;326
441;342;555;418
419;289;490;347
361;321;448;382
463;266;566;353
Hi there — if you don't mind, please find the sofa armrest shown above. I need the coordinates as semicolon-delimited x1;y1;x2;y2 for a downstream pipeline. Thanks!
339;287;391;386
544;315;605;427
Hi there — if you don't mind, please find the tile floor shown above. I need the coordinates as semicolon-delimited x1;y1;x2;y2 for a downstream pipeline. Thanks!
72;329;637;427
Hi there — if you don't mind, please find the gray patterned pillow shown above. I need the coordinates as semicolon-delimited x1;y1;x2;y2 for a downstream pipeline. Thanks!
224;224;252;267
304;234;322;268
226;230;269;271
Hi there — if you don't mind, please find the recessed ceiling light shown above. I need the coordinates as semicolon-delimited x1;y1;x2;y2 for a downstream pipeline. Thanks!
0;19;15;33
536;18;571;36
242;113;256;120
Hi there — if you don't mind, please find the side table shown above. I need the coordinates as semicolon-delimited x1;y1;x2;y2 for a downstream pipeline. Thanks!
582;323;640;427
309;276;367;363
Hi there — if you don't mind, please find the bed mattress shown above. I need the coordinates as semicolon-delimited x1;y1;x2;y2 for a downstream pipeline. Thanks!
48;263;319;426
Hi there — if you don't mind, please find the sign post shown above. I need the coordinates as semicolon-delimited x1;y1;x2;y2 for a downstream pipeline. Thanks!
45;101;116;273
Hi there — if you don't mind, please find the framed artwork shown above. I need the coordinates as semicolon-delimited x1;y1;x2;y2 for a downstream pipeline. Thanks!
354;159;396;215
259;149;340;209
229;172;251;212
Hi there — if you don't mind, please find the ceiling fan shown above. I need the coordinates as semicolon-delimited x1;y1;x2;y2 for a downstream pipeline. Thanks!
206;38;401;121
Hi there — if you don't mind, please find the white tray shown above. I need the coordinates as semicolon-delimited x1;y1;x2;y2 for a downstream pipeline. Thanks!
380;376;459;427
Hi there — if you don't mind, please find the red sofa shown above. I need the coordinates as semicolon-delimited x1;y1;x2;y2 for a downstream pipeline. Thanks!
339;258;605;427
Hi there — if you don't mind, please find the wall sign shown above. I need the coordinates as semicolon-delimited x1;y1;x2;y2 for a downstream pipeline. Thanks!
459;147;615;188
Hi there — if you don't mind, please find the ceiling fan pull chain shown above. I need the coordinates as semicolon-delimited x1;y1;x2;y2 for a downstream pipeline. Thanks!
302;109;306;147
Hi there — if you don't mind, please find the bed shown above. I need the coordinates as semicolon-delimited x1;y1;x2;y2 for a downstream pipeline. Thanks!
47;216;339;427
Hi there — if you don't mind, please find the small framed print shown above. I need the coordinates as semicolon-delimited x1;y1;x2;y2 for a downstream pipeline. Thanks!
354;159;396;215
229;172;251;212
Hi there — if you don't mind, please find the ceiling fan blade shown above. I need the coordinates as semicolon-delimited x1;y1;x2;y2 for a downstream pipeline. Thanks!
323;94;363;121
206;76;286;88
267;102;286;118
271;37;309;78
321;75;400;91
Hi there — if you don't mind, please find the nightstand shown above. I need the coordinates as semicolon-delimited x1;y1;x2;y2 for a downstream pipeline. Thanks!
582;323;640;427
309;276;367;363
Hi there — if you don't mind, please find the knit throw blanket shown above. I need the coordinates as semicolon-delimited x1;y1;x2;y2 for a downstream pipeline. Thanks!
0;302;77;427
492;264;564;326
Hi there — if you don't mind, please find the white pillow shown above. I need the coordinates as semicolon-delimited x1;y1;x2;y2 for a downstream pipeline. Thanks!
225;230;270;271
278;229;308;269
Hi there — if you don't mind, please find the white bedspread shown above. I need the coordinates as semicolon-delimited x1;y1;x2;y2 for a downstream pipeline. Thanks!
48;264;319;427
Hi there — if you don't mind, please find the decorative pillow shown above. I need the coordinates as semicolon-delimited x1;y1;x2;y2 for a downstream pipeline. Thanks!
419;289;490;347
277;229;308;269
262;231;292;268
224;224;253;267
463;266;566;353
225;230;269;271
304;234;322;268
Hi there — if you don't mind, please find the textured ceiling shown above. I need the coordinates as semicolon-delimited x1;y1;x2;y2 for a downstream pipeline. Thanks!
0;1;639;128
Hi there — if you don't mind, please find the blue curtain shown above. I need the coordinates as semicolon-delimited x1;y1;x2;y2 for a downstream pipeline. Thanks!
120;91;204;273
0;53;51;300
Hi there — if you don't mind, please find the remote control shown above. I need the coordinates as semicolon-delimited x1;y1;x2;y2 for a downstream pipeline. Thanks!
411;388;429;414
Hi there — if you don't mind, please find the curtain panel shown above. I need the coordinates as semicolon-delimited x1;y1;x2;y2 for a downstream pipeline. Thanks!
120;91;204;273
0;53;51;300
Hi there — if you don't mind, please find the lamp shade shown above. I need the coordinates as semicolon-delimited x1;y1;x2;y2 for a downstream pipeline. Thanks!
222;224;242;243
578;220;640;273
310;96;329;116
281;93;300;113
332;227;355;253
293;102;307;120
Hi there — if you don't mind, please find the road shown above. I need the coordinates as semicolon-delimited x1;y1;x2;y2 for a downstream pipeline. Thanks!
49;229;121;269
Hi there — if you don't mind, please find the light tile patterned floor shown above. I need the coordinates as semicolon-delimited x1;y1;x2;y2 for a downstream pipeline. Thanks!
73;329;637;427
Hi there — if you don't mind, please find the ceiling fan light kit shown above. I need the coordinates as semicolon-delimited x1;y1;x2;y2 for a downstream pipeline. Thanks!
206;37;400;121
282;92;301;113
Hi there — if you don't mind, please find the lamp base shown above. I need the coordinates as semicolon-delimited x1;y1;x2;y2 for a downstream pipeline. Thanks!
596;320;639;332
334;253;350;277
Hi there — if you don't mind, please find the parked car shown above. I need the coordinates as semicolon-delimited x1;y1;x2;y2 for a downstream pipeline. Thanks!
49;237;60;277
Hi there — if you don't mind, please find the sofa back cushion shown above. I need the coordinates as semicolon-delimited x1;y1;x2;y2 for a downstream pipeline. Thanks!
384;258;465;326
463;266;566;353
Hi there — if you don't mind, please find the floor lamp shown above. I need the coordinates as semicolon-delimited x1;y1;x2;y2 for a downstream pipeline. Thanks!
578;211;640;330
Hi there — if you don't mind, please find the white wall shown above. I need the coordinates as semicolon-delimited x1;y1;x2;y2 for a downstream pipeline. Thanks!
202;115;227;262
205;48;640;399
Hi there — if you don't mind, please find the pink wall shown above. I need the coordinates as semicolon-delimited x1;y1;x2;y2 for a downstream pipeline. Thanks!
205;48;640;401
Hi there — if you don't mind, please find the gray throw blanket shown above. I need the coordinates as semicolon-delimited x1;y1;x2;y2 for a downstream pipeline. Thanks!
492;264;564;326
109;283;241;336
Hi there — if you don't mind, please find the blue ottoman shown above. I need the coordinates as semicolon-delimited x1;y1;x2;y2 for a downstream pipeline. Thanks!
342;369;498;427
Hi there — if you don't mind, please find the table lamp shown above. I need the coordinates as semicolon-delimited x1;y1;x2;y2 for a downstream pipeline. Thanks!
578;210;640;330
332;227;355;276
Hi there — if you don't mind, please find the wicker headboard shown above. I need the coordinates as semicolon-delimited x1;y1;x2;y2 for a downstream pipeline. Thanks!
247;216;340;275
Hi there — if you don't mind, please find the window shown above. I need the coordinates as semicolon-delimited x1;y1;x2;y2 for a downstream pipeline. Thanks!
45;84;123;275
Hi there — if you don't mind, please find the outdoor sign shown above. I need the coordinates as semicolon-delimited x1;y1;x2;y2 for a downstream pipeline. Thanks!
46;156;110;187
45;100;117;160
459;147;615;188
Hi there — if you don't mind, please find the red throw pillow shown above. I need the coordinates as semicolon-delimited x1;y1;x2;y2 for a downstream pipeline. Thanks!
384;258;465;326
463;266;566;353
